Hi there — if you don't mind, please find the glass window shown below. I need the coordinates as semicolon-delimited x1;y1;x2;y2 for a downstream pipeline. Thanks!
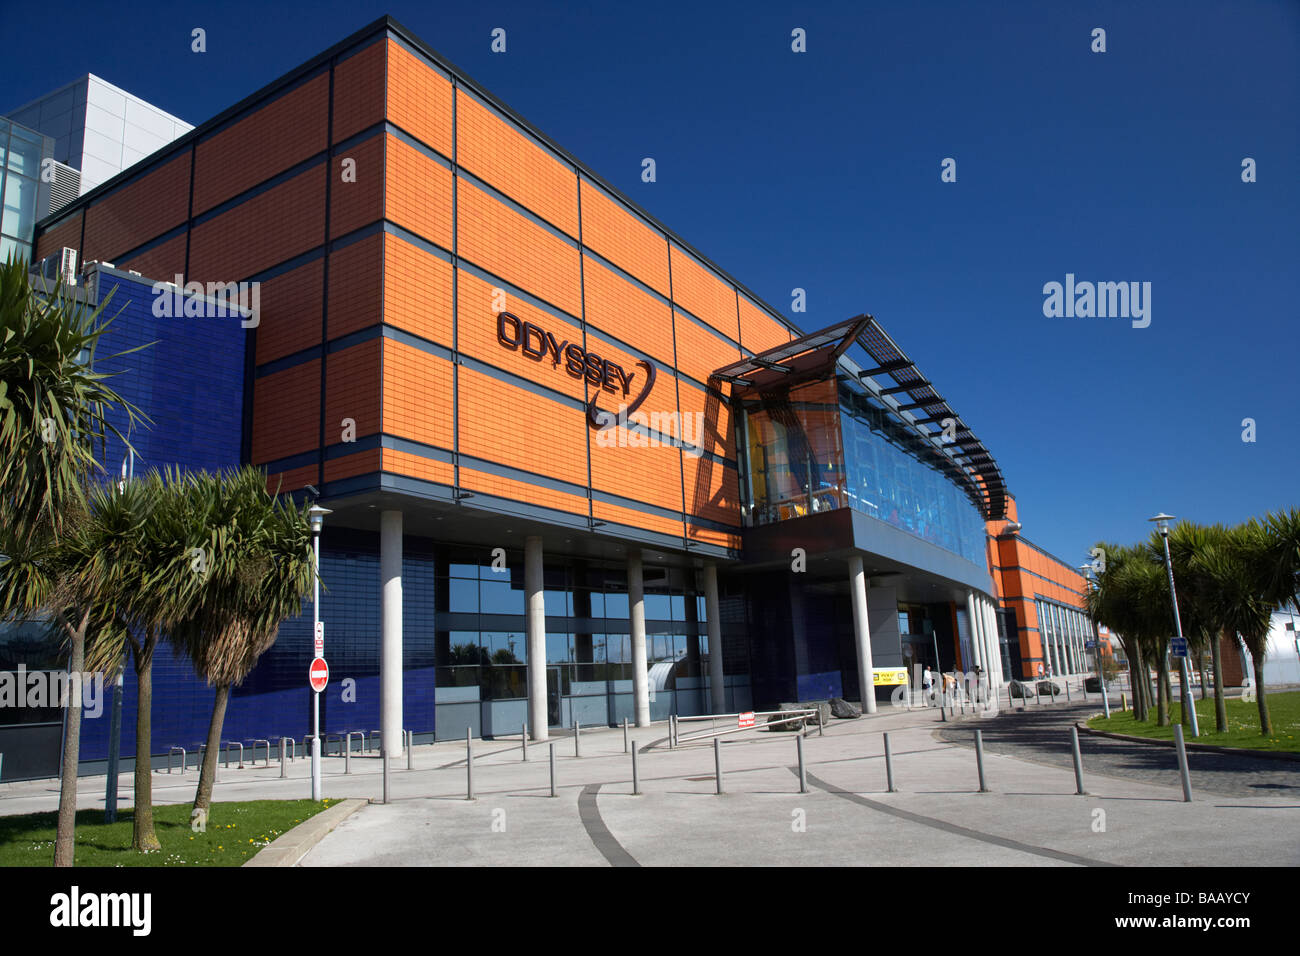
645;592;672;620
604;591;629;619
544;589;572;617
480;579;524;614
448;578;479;613
6;127;41;177
481;632;524;663
2;174;38;239
545;632;571;663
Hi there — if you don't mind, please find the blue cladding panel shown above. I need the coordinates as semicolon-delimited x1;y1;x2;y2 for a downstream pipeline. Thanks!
77;270;246;762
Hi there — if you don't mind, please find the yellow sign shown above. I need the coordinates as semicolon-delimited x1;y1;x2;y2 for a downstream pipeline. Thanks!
872;667;909;686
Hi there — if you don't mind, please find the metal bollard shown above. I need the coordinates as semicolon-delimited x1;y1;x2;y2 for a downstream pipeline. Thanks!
345;738;351;775
714;738;724;794
407;730;413;771
466;728;474;801
974;729;989;793
818;708;824;737
279;738;288;779
575;720;581;758
883;732;896;793
623;717;629;754
522;722;528;763
382;747;389;805
1066;680;1072;702
1173;725;1193;803
549;742;556;798
939;693;947;722
1070;726;1086;795
796;734;808;794
631;742;640;795
669;714;676;749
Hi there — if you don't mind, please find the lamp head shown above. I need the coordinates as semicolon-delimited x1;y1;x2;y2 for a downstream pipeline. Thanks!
1148;512;1175;535
307;503;332;533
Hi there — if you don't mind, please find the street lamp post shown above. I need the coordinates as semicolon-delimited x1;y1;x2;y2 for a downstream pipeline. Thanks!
1079;565;1110;719
1149;513;1200;738
308;504;332;800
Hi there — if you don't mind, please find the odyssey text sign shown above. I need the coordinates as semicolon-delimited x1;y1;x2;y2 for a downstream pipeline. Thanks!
496;311;655;427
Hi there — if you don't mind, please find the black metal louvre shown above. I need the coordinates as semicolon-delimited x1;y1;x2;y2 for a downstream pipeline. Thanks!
712;314;1008;521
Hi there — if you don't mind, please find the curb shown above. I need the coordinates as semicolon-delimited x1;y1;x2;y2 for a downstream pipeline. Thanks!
243;798;367;867
1076;721;1300;762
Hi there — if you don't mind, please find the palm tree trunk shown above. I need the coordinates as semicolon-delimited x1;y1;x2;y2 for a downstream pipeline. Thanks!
1211;630;1228;733
1156;659;1169;727
193;684;229;815
1130;656;1145;720
1178;659;1191;728
1251;654;1271;736
1198;650;1208;702
132;631;161;852
53;610;89;867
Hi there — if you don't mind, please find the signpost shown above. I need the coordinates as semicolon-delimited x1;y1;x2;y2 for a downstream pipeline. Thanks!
1170;637;1187;659
309;658;330;693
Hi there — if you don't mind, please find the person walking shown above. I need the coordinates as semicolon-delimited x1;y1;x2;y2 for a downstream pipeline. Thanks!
923;665;934;703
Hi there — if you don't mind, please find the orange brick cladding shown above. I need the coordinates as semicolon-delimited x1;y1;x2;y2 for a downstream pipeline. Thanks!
332;40;386;144
457;91;578;237
579;179;669;296
457;366;588;487
385;134;453;248
670;245;740;342
82;151;191;264
252;360;320;464
192;73;329;216
386;39;453;155
31;25;799;542
33;211;82;263
189;165;325;282
457;176;581;317
383;340;453;450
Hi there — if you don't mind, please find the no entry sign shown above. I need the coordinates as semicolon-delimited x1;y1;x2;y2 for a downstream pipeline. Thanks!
309;658;329;693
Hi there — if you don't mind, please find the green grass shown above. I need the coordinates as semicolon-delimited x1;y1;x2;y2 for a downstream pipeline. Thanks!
1089;690;1300;753
0;799;332;867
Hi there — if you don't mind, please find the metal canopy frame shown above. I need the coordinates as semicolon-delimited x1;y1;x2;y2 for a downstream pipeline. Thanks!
712;314;1008;521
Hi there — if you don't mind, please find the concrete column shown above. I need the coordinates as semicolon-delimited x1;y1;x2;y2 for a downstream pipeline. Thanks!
380;510;404;758
703;563;725;715
848;555;877;714
629;550;650;727
525;535;547;741
984;598;1003;685
965;591;984;673
982;600;997;681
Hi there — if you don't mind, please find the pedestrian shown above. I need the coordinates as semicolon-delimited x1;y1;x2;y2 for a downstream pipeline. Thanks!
923;665;934;702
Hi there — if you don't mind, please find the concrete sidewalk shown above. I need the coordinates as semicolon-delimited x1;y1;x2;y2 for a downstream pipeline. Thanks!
5;696;1296;867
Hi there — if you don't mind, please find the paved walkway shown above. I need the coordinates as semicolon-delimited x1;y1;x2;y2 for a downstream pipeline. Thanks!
4;694;1296;866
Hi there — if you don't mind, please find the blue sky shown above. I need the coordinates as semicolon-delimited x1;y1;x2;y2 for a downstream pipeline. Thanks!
4;0;1296;565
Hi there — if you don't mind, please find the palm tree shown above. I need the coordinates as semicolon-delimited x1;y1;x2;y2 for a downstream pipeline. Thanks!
85;470;204;852
1192;522;1276;736
1167;522;1231;732
0;255;146;866
167;467;314;818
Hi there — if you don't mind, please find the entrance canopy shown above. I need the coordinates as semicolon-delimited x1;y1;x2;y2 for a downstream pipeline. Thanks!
713;315;1008;521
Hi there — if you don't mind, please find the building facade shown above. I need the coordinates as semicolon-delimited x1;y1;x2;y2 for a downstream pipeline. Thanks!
4;17;1089;780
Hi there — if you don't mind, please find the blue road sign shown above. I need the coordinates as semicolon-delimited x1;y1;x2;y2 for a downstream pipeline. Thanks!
1085;640;1099;649
1170;637;1188;659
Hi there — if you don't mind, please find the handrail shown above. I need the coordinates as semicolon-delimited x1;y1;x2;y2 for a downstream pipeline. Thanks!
675;708;818;744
